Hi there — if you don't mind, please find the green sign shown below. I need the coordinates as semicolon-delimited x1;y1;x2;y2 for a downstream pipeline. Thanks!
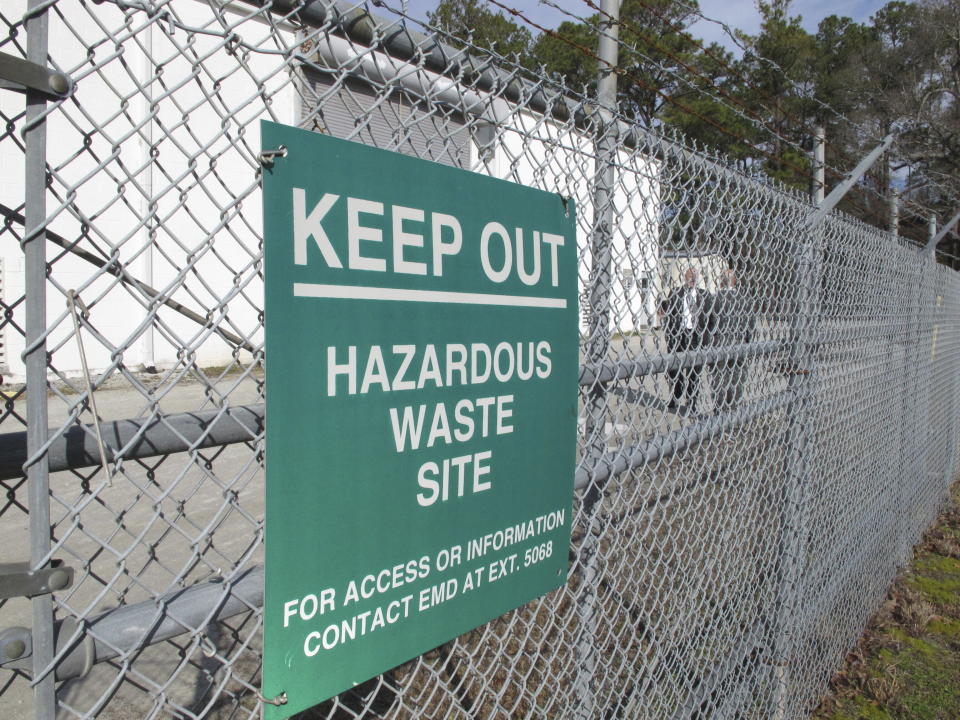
261;121;578;718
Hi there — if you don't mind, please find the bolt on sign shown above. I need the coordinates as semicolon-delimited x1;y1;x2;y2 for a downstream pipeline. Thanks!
260;121;578;718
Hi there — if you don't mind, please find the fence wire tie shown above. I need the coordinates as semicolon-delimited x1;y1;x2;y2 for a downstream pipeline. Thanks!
199;634;218;658
258;145;287;167
258;690;288;706
66;289;113;488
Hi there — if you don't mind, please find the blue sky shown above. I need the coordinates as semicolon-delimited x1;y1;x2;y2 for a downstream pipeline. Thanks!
693;0;891;48
392;0;893;53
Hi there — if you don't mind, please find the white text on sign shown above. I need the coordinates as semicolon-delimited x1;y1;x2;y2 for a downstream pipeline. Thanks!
292;190;566;288
322;341;555;507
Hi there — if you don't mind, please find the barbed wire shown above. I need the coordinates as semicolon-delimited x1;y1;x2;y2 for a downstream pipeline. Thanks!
539;0;815;163
372;0;951;243
661;0;883;141
395;0;775;172
479;0;829;186
656;0;960;220
479;0;923;232
584;0;958;232
564;0;949;224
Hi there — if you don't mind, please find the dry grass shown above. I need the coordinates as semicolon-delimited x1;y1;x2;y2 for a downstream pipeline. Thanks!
813;482;960;720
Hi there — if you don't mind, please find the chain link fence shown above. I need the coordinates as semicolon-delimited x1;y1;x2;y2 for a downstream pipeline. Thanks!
0;0;957;718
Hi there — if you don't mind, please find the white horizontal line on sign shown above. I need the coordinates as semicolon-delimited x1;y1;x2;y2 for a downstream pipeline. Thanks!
293;283;567;309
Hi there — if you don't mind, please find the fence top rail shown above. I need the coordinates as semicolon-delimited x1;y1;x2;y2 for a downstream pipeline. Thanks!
230;0;829;206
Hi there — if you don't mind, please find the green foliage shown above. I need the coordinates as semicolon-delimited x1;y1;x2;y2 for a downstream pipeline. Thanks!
530;19;598;93
426;0;960;244
428;0;533;64
928;617;960;637
529;0;710;123
613;0;705;124
812;15;874;119
658;39;757;160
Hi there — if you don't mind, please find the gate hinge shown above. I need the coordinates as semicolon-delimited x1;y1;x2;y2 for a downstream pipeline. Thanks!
0;51;72;100
0;559;74;600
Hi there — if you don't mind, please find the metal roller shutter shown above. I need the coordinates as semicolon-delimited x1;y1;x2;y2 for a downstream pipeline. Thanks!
301;70;471;169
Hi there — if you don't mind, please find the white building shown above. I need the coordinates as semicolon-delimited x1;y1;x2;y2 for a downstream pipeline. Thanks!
0;0;661;381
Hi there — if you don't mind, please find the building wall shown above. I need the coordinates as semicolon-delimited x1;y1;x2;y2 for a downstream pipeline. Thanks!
482;114;661;333
301;37;661;335
1;1;299;381
1;3;660;381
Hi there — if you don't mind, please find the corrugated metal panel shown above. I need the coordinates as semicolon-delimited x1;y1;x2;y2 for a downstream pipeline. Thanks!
301;71;470;168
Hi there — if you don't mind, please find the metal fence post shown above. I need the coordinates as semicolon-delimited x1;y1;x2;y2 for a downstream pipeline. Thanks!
139;19;157;372
575;1;619;717
889;175;899;236
23;0;56;717
946;290;960;490
923;208;960;256
920;217;937;505
924;209;960;500
921;214;960;500
771;125;826;720
939;294;960;491
894;201;918;569
901;217;937;559
770;130;894;717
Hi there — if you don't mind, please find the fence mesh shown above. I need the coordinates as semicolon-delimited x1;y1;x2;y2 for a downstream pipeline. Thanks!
0;1;958;718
